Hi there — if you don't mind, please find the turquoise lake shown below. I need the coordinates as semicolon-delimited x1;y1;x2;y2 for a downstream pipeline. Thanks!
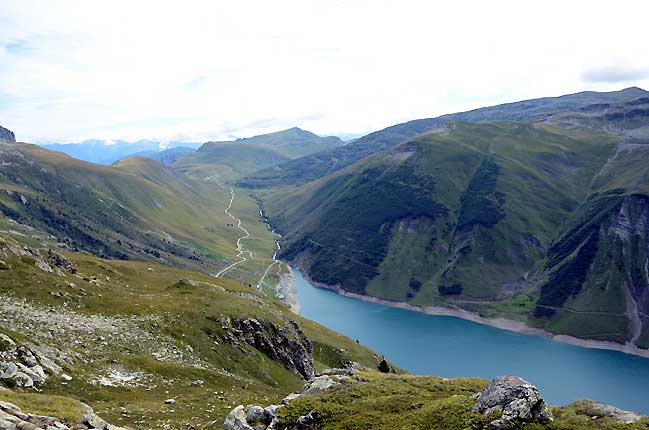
292;268;649;414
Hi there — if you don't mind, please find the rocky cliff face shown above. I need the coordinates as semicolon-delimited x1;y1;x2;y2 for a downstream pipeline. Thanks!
220;317;315;379
0;126;15;143
536;193;649;346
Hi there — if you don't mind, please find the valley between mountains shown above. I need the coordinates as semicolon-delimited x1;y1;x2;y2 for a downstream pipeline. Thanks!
2;88;649;429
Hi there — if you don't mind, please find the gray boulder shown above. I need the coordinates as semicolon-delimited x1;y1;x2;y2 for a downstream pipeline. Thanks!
17;346;38;367
12;372;33;388
472;376;553;429
245;405;267;424
0;363;18;380
223;406;254;430
301;375;339;396
296;411;315;430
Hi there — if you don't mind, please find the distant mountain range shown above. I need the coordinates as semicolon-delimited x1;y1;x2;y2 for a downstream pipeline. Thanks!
173;127;345;180
40;139;202;165
239;87;648;188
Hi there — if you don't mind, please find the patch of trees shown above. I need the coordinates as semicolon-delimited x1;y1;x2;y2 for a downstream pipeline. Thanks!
456;157;505;231
534;229;600;318
438;283;463;295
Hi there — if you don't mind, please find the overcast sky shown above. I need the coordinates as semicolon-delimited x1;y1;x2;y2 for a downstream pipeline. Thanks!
1;0;649;143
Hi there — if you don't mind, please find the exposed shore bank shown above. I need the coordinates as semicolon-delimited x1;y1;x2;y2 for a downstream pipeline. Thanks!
289;261;649;360
276;265;300;314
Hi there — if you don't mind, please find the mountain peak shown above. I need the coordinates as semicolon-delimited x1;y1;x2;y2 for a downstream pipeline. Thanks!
0;125;16;143
621;86;647;93
270;127;318;138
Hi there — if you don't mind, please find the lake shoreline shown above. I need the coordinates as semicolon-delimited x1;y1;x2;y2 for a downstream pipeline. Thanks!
288;260;649;359
277;265;300;314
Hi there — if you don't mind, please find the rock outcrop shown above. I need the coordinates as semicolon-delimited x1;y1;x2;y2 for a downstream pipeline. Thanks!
220;367;354;430
0;333;68;388
589;401;646;424
0;399;126;430
220;318;315;379
472;376;553;429
0;126;15;143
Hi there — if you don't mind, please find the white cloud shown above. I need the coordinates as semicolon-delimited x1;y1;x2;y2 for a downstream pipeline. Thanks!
0;0;648;143
581;64;649;84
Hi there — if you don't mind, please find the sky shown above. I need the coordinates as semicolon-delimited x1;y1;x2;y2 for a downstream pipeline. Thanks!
1;1;649;144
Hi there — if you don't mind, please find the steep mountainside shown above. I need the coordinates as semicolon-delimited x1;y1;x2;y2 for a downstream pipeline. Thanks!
0;144;257;277
239;87;648;188
174;127;344;181
262;96;649;349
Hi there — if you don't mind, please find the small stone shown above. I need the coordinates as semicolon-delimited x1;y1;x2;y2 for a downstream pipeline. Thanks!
296;411;316;430
13;372;33;388
84;411;109;429
0;363;18;379
0;334;15;352
164;399;176;405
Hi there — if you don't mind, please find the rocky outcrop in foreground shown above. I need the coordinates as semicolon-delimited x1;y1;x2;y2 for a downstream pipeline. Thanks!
589;401;646;424
0;126;15;143
472;376;553;429
220;318;315;379
221;367;354;430
0;333;71;388
0;399;125;430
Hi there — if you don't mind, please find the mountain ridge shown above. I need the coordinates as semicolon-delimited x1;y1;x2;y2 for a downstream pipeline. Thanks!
239;87;648;188
173;127;344;181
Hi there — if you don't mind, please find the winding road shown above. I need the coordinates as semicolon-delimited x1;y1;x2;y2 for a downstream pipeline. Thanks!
205;176;283;287
214;185;253;278
256;210;281;288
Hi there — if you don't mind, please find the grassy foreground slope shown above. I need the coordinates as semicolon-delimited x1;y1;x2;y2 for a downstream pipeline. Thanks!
0;233;385;429
277;372;649;430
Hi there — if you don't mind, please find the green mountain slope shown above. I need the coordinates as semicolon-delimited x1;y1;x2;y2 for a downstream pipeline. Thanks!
0;233;385;429
0;144;267;280
262;95;649;348
174;127;344;181
239;87;648;188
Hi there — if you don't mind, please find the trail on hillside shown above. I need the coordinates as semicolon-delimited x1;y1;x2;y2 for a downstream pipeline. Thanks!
256;209;281;288
205;177;253;278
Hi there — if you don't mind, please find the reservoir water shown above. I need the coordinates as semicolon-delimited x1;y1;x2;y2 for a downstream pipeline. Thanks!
292;268;649;414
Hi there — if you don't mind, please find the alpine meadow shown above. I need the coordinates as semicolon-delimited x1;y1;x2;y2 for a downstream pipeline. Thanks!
2;2;649;430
